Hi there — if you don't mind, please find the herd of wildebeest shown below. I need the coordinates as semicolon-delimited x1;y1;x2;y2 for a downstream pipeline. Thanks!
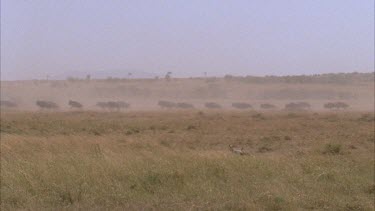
0;99;350;111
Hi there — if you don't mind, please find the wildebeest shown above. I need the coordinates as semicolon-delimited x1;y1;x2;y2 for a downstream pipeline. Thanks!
205;102;222;109
68;100;83;109
298;102;311;109
324;102;335;110
335;102;349;109
116;101;130;109
0;100;17;108
285;102;311;110
324;102;349;110
176;102;194;109
260;103;277;109
158;101;176;109
107;101;121;111
36;100;59;110
232;102;252;109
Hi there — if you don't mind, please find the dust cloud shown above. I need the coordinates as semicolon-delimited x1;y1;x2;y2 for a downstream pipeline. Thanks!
1;73;374;112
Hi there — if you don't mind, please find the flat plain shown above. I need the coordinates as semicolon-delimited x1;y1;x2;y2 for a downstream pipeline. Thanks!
1;110;374;210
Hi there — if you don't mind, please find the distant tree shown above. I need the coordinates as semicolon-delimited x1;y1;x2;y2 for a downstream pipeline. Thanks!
67;76;78;82
86;74;91;81
224;74;234;81
165;72;172;81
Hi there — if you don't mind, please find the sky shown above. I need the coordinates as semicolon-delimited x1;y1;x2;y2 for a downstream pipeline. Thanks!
1;0;374;80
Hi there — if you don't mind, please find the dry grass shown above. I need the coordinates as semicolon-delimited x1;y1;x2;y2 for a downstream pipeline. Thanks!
1;111;374;210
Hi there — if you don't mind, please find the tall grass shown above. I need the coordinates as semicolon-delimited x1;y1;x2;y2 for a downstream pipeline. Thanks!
1;111;374;210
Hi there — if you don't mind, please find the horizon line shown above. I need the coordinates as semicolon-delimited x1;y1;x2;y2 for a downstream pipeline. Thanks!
1;71;374;82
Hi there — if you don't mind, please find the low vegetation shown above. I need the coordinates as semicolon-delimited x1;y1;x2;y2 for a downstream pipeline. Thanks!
322;143;342;155
1;111;374;210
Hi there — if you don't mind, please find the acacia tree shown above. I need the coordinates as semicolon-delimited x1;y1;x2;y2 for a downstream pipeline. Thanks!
165;72;172;81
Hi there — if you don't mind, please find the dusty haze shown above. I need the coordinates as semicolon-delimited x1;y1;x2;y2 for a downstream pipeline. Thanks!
1;73;374;111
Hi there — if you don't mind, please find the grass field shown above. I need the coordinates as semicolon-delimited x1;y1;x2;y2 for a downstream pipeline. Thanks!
1;110;374;210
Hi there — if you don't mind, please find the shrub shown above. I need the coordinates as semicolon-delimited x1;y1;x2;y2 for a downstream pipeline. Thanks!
252;113;266;120
323;143;342;155
125;128;140;135
286;113;299;118
358;114;375;122
258;146;273;153
366;184;375;194
186;125;197;130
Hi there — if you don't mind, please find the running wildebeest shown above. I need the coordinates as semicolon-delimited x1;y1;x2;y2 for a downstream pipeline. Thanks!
68;100;83;109
205;102;222;109
335;102;349;109
0;100;17;108
107;101;121;111
36;100;59;110
298;102;311;109
324;102;335;110
232;102;252;109
260;103;277;109
158;101;176;109
324;102;349;110
176;102;195;109
285;102;311;110
116;101;130;109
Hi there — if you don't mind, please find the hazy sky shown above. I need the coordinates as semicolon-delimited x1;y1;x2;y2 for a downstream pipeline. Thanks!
1;0;374;80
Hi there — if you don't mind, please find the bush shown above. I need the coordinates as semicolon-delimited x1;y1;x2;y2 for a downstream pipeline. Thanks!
258;146;273;153
358;114;375;122
323;143;342;155
366;184;375;194
252;113;266;120
186;125;197;130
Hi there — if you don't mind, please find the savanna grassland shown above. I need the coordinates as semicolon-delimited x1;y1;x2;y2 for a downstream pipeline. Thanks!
1;110;374;210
